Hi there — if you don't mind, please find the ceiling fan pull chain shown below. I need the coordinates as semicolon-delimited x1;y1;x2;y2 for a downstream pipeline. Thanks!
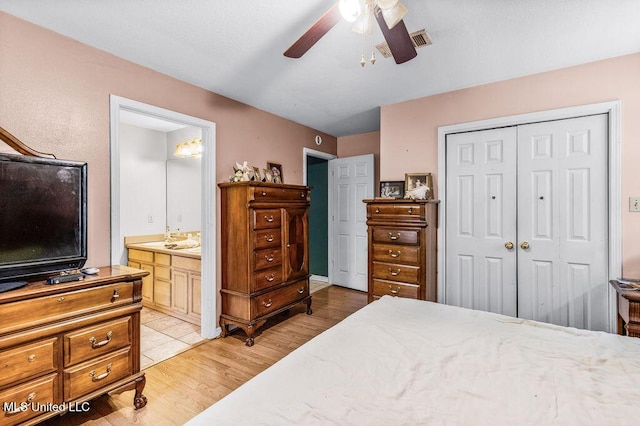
361;30;366;67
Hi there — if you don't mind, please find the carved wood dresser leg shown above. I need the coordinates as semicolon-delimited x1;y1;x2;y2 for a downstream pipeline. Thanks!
133;375;148;409
306;297;313;315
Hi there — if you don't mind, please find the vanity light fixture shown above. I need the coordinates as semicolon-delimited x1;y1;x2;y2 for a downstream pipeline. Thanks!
174;137;203;158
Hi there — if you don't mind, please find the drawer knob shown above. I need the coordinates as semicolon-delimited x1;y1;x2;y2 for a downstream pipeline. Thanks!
408;207;414;214
90;363;112;382
111;289;120;302
89;331;113;349
389;285;401;295
265;254;275;262
261;191;267;196
265;274;275;282
6;392;35;414
265;235;274;242
264;215;274;222
375;208;380;213
388;268;401;276
388;250;401;258
388;232;401;241
297;287;305;294
27;354;36;362
263;299;273;308
57;296;65;302
300;192;305;198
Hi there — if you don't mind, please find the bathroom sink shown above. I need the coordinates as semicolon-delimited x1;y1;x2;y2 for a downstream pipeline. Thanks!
137;241;167;248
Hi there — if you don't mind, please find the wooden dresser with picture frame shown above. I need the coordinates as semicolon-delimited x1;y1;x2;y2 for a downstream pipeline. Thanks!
366;172;438;303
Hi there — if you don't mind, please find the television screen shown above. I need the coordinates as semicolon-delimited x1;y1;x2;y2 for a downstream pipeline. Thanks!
0;153;87;282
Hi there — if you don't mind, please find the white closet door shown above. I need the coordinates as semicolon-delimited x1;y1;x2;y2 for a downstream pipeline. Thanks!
329;154;374;291
445;127;518;316
517;114;609;331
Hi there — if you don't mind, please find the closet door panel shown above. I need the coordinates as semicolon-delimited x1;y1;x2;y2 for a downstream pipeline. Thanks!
445;127;518;316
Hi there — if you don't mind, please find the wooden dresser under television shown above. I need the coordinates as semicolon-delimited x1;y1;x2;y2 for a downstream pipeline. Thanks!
218;181;312;347
0;265;148;425
364;199;439;303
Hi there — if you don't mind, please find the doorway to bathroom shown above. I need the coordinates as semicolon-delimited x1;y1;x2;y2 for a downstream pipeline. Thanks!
109;96;217;367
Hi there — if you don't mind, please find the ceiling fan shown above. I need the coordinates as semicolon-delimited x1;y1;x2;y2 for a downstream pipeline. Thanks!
284;0;417;65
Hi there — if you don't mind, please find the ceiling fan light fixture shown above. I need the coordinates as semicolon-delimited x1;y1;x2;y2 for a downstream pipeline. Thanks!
380;1;407;29
352;4;374;34
376;0;399;9
339;0;363;23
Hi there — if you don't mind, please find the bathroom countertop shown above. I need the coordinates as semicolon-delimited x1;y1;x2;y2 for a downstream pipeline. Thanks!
126;241;201;260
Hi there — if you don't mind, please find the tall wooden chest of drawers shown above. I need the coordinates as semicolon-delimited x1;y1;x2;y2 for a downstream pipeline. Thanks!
218;182;312;346
0;266;148;425
364;199;439;303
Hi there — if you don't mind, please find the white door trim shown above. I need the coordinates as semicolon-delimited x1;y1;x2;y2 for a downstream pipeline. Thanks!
303;147;337;284
109;95;218;339
437;100;622;332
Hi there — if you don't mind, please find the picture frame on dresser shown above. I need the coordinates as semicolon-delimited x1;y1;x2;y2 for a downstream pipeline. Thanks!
379;181;404;198
267;162;283;184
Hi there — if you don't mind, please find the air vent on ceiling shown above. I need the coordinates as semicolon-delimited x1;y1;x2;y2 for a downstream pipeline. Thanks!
376;29;432;59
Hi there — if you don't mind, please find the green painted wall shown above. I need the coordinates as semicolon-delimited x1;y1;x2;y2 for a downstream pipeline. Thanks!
307;157;328;276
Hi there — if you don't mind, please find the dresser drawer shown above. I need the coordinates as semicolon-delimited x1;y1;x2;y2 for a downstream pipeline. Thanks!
372;228;420;245
0;338;57;388
254;281;308;317
64;316;132;367
64;347;132;401
254;228;281;250
253;265;284;292
372;279;420;299
372;244;420;265
0;373;57;426
0;282;134;335
372;261;420;284
253;186;309;202
253;209;282;229
128;248;154;263
368;203;424;221
254;247;282;271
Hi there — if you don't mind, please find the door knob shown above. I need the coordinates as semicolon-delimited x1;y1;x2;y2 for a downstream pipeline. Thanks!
520;241;530;249
504;241;514;250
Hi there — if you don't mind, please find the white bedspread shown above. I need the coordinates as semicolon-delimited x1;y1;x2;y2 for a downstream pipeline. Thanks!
187;296;640;425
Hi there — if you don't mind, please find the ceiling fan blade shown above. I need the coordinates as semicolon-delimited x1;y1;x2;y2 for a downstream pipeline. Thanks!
374;7;417;64
284;5;341;58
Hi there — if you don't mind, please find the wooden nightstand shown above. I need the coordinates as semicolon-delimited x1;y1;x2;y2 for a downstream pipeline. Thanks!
610;279;640;337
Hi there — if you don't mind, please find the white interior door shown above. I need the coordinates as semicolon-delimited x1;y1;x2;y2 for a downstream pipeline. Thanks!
329;154;374;291
445;127;518;316
517;115;608;330
445;114;609;331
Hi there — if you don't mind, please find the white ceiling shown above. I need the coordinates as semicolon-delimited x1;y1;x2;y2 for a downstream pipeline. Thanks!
2;0;640;137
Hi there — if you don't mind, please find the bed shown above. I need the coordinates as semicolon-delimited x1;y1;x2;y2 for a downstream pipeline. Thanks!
187;296;640;425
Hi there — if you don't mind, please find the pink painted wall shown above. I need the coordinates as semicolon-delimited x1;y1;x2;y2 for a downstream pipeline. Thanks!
0;12;337;270
381;52;640;275
338;130;380;191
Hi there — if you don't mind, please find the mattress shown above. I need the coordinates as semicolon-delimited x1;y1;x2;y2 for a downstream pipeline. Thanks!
186;296;640;425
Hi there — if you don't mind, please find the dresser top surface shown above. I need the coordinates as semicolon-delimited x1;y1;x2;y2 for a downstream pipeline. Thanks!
363;199;440;204
0;265;148;304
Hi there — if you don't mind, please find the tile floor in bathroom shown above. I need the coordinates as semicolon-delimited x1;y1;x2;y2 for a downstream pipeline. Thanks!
140;308;205;369
140;279;332;369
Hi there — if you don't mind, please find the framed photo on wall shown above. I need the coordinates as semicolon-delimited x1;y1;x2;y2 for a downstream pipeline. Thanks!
267;162;283;183
380;181;404;199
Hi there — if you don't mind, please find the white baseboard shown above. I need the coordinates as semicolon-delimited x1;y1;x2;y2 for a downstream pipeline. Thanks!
310;275;329;282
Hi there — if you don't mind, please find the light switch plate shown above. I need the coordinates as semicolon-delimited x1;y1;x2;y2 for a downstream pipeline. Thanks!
630;197;640;212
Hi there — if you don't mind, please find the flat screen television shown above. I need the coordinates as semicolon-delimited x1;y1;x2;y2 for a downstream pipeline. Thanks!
0;153;87;282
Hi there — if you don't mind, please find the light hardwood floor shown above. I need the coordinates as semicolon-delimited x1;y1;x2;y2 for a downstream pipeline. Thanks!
43;285;367;425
